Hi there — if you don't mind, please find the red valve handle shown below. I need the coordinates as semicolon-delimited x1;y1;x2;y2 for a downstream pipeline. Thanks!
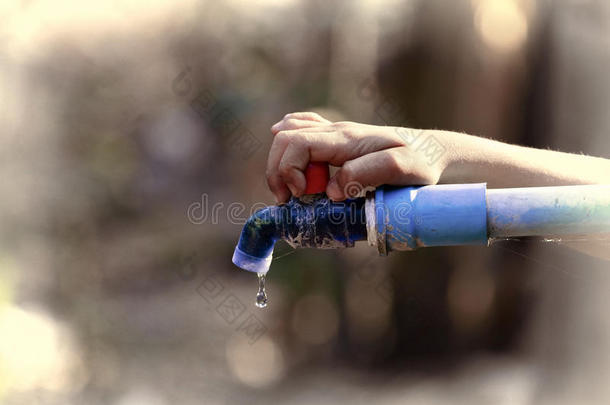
304;162;330;194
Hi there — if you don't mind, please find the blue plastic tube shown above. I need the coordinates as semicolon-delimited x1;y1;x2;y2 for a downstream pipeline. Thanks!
486;184;610;238
371;183;488;254
232;196;367;273
370;183;610;254
232;183;610;272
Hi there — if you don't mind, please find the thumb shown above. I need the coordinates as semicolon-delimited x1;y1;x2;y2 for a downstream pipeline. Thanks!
326;149;399;200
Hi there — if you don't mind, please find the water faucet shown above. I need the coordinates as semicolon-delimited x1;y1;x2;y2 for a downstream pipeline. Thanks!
232;162;610;274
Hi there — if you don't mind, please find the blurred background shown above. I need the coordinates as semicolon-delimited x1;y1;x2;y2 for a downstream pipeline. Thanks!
1;0;610;403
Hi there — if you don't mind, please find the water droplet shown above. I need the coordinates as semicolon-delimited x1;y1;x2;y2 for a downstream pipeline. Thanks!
256;273;268;308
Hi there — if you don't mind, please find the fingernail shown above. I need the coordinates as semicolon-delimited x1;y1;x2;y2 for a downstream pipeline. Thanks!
275;190;290;204
326;179;341;200
286;183;298;196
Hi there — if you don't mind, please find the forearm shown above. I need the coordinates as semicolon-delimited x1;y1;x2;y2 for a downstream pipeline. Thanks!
267;112;610;202
437;131;610;188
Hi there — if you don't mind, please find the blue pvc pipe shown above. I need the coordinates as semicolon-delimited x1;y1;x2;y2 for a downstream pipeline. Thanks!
373;183;610;253
232;184;610;272
232;196;367;273
374;183;488;254
232;206;282;273
486;185;610;238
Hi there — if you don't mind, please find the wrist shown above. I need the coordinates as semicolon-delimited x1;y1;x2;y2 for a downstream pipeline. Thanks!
435;130;488;183
427;130;460;177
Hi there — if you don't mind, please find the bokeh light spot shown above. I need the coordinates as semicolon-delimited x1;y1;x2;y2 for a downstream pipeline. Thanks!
474;0;528;53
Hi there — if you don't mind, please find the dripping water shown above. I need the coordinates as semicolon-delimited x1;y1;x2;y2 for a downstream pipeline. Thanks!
256;273;268;308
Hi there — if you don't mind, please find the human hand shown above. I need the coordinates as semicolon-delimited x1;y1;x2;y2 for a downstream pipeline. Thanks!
266;112;448;202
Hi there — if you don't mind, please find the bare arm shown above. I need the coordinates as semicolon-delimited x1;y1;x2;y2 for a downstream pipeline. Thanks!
439;130;610;188
266;112;610;202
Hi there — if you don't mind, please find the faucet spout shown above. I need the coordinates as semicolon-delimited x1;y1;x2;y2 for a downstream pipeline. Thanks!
232;205;283;273
232;195;368;273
